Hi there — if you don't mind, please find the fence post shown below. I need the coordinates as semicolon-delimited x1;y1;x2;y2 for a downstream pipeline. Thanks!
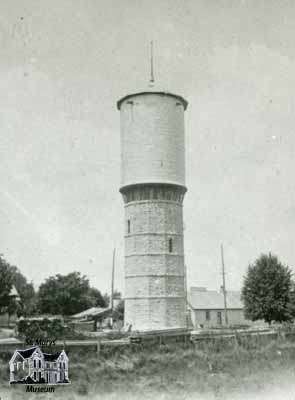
97;339;101;355
278;329;286;340
234;333;239;349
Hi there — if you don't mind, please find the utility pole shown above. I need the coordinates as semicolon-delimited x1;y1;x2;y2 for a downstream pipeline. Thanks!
221;244;229;325
110;248;116;328
184;264;188;329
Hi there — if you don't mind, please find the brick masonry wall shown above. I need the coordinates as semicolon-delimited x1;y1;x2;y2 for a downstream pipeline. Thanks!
125;200;183;233
124;199;186;330
125;298;186;331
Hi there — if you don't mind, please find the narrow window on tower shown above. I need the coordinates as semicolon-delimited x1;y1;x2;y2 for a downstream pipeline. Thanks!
127;219;131;234
168;238;173;253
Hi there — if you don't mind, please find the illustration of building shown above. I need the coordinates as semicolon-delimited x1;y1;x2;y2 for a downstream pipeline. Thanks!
118;89;188;331
9;346;69;384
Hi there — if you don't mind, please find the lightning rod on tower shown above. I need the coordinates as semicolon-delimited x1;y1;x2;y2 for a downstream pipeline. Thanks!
149;41;155;85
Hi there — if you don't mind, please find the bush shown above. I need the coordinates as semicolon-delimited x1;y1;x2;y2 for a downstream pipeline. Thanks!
17;318;64;339
16;318;92;340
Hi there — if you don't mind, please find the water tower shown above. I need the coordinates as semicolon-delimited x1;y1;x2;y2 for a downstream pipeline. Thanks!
117;52;188;331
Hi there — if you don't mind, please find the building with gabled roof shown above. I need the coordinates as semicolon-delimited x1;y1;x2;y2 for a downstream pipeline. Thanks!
9;346;69;385
188;287;254;328
71;306;111;320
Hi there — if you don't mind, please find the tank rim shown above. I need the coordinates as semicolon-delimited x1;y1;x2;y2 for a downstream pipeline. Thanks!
117;91;188;110
119;182;187;194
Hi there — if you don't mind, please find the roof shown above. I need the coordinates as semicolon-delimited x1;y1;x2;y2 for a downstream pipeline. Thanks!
189;287;243;310
10;347;68;364
117;91;188;110
43;352;61;361
9;285;19;297
18;315;63;321
71;307;111;319
16;346;39;359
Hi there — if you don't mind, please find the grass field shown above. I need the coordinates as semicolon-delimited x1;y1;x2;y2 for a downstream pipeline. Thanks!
1;337;295;400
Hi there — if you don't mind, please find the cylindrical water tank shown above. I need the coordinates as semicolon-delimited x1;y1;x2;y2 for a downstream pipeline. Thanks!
117;92;188;189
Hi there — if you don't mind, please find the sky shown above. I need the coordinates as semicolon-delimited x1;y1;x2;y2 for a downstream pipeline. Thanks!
0;0;294;295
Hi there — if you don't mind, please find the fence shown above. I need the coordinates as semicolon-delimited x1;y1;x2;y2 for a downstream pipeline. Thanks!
1;327;295;356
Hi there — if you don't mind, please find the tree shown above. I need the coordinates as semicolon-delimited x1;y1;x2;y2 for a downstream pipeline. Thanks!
0;255;36;318
241;253;293;324
103;290;121;308
9;266;36;316
113;299;124;321
37;272;106;316
0;255;14;314
87;287;106;308
288;282;295;320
